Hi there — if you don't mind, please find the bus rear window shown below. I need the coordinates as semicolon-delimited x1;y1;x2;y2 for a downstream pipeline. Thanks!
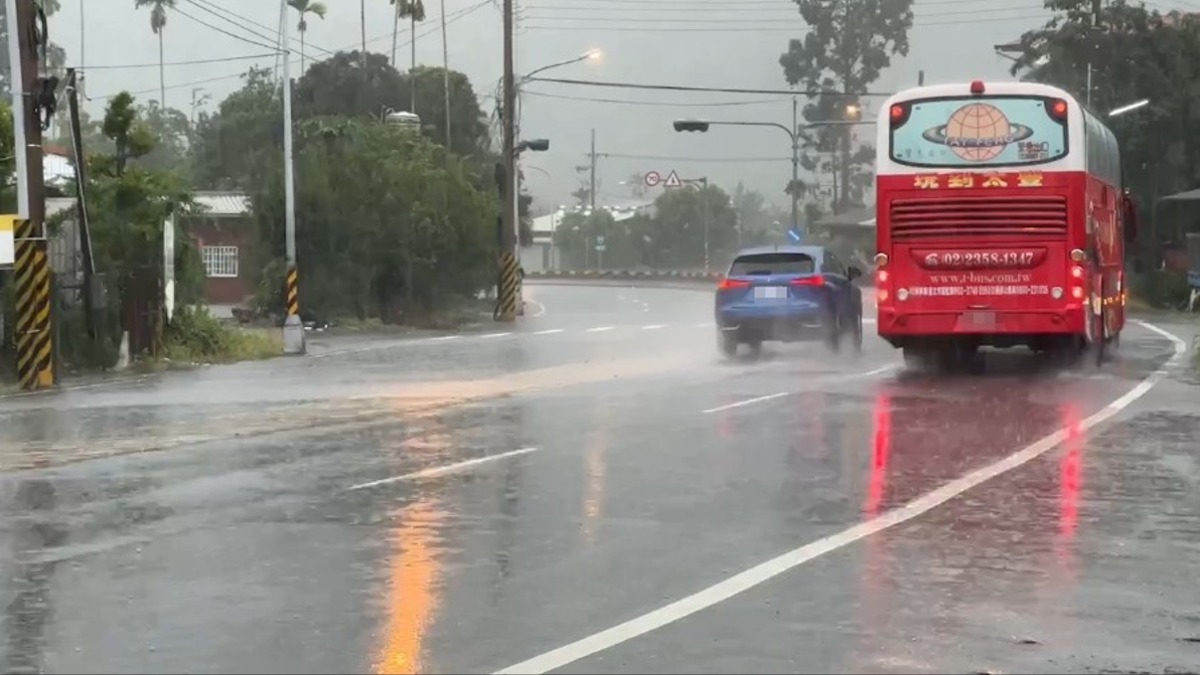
729;253;814;276
889;96;1068;168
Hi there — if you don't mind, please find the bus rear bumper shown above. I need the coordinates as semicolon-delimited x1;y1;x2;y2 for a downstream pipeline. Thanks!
877;307;1089;348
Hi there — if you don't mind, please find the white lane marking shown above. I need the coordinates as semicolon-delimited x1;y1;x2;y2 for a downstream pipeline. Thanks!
863;318;877;324
347;447;540;491
432;335;463;341
642;324;666;330
482;332;513;339
497;323;1185;675
533;329;565;335
702;392;790;414
701;364;897;414
695;322;716;328
586;326;615;333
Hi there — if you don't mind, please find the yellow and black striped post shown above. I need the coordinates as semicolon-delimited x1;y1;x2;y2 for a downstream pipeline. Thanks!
285;264;300;318
13;219;54;391
496;250;520;322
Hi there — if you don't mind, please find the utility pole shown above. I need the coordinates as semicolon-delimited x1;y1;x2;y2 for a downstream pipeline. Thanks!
9;0;54;389
790;97;800;231
65;68;97;341
589;128;597;210
495;0;520;322
280;0;305;353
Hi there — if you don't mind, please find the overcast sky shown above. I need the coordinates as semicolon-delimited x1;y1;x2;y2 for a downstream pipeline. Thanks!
45;0;1188;213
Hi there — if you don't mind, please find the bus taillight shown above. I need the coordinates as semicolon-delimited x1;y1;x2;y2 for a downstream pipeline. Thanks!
1049;98;1068;122
888;104;910;128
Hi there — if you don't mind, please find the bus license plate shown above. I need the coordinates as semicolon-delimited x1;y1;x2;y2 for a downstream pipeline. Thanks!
755;286;786;299
961;311;997;329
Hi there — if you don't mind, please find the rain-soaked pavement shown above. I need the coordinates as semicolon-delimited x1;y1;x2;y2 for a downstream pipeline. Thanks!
1;282;1199;674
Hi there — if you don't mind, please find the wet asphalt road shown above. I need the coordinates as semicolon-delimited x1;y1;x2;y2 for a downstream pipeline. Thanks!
1;282;1199;674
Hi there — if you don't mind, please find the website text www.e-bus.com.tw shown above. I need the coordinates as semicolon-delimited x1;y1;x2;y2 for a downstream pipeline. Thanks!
908;272;1051;297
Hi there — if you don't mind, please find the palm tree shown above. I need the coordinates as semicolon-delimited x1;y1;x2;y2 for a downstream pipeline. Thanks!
134;0;176;107
390;0;425;111
287;0;327;74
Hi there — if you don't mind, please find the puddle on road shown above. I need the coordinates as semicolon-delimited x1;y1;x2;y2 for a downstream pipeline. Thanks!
0;353;705;472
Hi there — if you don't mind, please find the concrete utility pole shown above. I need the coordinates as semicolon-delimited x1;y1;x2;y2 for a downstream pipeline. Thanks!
495;0;520;322
589;128;597;210
8;0;54;389
280;0;305;353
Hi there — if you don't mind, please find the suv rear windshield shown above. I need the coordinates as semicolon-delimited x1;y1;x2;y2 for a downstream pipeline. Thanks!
729;253;815;276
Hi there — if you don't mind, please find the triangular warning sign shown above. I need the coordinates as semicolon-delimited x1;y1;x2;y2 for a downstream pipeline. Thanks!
663;170;683;188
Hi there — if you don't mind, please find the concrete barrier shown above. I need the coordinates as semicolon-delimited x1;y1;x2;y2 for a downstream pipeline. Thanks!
526;269;722;282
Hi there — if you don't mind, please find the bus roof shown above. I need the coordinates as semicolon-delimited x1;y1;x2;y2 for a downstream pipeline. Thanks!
881;81;1083;111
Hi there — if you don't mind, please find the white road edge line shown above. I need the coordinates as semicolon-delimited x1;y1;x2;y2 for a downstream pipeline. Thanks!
642;324;666;330
533;329;565;335
482;332;513;339
700;364;897;414
346;447;540;491
496;321;1185;675
586;326;615;333
525;300;548;318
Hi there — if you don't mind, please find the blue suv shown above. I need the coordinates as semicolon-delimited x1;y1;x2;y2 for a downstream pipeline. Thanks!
714;245;864;356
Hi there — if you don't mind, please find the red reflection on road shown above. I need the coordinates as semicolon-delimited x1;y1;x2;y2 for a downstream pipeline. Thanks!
866;390;892;518
1059;402;1084;540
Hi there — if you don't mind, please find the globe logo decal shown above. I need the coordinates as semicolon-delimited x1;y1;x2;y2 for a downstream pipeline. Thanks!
921;103;1035;161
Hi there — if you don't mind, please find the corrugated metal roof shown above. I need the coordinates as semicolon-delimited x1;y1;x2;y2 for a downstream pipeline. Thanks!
193;191;251;217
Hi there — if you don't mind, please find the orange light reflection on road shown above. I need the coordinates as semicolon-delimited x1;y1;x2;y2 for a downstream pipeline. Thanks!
581;406;610;546
372;499;445;675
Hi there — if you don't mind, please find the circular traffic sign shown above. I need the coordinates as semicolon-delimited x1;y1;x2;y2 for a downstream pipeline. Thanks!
644;171;662;187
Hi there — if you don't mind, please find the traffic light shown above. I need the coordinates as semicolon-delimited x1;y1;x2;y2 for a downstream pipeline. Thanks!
673;119;710;133
518;138;550;152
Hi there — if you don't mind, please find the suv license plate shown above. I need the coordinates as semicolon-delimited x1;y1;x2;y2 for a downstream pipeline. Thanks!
754;286;785;299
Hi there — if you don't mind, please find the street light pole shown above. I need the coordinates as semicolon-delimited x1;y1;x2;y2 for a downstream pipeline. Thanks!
281;0;304;354
791;97;800;234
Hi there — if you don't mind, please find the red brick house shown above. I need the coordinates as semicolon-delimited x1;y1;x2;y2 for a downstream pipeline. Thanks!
185;191;255;314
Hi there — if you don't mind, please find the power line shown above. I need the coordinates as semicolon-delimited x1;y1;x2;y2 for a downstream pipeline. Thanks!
188;0;336;57
525;12;1049;31
179;0;283;46
521;89;792;107
89;0;493;102
172;6;282;51
74;53;277;70
526;76;893;98
600;152;794;163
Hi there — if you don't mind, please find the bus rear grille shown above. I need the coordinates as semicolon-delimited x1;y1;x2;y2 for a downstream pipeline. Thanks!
889;196;1068;239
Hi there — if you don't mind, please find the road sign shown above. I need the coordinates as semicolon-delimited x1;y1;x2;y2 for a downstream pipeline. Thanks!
663;170;683;188
644;171;661;188
596;235;606;246
787;228;803;243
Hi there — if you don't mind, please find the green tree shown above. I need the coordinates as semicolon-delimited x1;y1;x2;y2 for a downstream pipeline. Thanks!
1009;1;1197;265
779;0;914;213
191;67;282;191
288;0;328;74
253;117;497;320
648;184;739;268
134;102;192;176
134;0;177;106
731;183;787;247
0;103;14;213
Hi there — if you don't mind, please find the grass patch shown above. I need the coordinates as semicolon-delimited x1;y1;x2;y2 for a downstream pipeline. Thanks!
164;306;282;364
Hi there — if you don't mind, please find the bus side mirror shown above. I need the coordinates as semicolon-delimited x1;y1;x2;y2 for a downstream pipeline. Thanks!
847;265;863;280
1123;194;1139;243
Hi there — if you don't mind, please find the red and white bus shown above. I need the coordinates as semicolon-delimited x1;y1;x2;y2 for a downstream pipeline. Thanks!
874;80;1138;368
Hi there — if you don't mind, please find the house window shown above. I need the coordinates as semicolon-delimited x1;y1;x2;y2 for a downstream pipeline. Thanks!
202;245;239;278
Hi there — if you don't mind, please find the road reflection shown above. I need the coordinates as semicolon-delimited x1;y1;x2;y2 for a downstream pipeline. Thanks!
581;405;610;547
851;376;1096;669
